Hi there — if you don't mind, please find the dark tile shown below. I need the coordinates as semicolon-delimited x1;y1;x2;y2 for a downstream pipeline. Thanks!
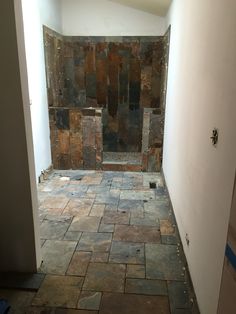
0;273;45;291
168;281;191;312
40;220;70;240
109;241;144;264
125;278;168;296
32;275;83;308
146;244;185;281
100;293;170;314
83;263;125;292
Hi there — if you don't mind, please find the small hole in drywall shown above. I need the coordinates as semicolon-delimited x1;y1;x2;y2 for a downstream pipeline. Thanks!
149;182;156;189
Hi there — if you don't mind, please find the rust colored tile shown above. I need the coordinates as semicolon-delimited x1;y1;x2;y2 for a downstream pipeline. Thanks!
96;58;107;105
75;64;85;90
58;130;70;154
67;251;91;276
85;45;96;73
69;110;82;132
160;220;175;235
70;133;83;169
113;225;161;243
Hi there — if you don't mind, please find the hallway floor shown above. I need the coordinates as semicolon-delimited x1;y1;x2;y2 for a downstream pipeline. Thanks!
0;171;198;313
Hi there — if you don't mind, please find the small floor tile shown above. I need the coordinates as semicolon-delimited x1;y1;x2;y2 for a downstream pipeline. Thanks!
77;233;112;252
69;217;101;232
125;278;168;295
109;241;144;264
113;225;160;243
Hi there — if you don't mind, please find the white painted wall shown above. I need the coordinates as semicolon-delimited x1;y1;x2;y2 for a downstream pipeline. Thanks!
22;0;62;180
163;0;236;313
61;0;165;36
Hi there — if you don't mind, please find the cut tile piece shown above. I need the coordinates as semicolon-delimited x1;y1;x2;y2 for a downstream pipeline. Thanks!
168;281;191;312
83;263;125;292
144;200;170;219
109;241;144;264
40;240;77;275
32;275;83;308
125;278;168;296
126;265;145;279
78;291;102;310
146;244;185;281
161;235;178;245
67;252;92;276
103;210;130;225
160;220;175;235
113;225;160;243
100;293;170;314
69;216;101;232
120;190;155;201
77;232;112;252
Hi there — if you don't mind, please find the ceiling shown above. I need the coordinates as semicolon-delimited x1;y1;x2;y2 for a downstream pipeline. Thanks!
108;0;172;17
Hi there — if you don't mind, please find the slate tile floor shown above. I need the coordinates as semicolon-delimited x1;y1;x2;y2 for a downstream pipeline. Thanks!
0;170;199;313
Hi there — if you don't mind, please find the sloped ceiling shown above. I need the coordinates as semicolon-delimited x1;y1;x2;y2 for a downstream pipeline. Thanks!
108;0;172;16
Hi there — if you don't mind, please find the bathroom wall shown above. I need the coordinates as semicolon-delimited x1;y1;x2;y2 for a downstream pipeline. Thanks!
44;27;166;170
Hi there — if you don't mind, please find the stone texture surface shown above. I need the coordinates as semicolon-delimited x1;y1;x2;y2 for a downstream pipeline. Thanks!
40;240;77;275
32;275;83;308
113;225;160;243
109;241;144;264
78;291;102;310
67;252;91;276
30;170;199;314
99;293;170;314
83;263;126;292
77;232;112;252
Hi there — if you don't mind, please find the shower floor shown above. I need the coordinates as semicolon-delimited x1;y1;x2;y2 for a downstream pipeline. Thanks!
102;152;142;172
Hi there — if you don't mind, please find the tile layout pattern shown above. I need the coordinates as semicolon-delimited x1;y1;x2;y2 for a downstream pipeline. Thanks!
0;171;199;314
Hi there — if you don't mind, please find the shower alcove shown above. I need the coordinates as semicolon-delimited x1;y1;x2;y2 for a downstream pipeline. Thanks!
44;27;170;172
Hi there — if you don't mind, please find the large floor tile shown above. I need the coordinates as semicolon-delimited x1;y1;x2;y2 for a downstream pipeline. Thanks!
64;199;94;216
40;240;77;275
113;225;160;243
109;241;144;264
99;293;170;314
77;233;112;252
125;278;168;295
69;217;101;232
40;219;71;240
32;275;83;308
78;291;102;310
83;263;125;292
103;209;130;224
146;244;185;281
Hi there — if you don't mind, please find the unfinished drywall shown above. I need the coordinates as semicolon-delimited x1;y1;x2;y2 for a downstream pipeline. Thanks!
163;0;236;313
0;0;41;272
21;0;62;180
61;0;166;36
